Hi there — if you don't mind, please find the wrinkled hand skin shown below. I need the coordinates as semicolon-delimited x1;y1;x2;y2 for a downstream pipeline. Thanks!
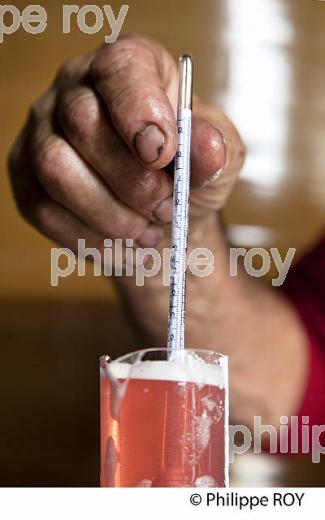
8;35;309;429
8;34;245;254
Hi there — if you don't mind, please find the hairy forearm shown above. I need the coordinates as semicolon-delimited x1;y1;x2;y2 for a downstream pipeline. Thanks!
116;214;309;427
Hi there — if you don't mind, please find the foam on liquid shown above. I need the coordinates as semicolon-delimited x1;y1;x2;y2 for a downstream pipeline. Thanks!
101;355;227;389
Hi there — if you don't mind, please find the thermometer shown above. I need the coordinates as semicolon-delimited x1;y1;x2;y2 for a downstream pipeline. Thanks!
167;55;193;351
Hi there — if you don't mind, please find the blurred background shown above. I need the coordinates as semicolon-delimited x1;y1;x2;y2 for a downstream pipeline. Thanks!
1;0;325;485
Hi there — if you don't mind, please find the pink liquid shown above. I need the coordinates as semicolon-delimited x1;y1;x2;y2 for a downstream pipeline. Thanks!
100;367;226;487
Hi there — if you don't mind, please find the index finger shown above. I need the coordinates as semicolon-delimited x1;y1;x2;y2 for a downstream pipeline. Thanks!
90;35;178;169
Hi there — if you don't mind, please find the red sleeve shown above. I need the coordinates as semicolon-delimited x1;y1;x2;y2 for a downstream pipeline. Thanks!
281;236;325;428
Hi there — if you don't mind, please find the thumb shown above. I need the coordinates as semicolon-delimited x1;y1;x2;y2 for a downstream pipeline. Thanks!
190;101;246;215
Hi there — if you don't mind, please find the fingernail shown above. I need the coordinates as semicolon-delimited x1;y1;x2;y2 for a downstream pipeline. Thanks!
153;196;173;224
137;224;164;247
134;124;165;164
202;167;224;188
201;127;227;187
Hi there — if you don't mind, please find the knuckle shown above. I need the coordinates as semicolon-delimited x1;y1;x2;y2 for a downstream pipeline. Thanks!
109;219;132;239
131;171;162;208
34;140;66;188
122;222;145;240
91;39;139;80
90;38;155;111
111;214;145;240
60;91;98;140
116;168;167;216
